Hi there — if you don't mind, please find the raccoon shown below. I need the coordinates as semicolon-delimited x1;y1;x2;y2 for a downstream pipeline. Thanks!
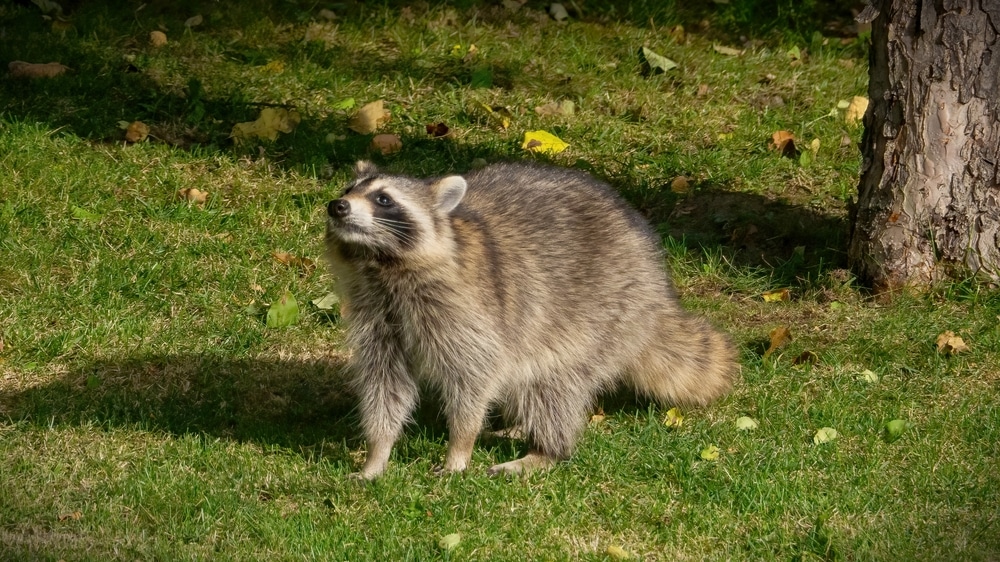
324;160;736;479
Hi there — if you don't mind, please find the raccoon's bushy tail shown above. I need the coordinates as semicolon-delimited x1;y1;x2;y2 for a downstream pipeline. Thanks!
627;309;737;406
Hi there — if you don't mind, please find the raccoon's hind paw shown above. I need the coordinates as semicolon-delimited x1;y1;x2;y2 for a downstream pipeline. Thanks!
486;451;559;476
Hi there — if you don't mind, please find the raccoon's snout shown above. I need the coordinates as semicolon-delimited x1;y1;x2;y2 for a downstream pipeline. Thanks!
328;199;350;218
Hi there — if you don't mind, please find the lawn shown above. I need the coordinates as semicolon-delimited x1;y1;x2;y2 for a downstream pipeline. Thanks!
1;1;998;560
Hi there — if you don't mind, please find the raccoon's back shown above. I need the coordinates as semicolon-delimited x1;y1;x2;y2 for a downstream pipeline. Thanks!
451;163;672;343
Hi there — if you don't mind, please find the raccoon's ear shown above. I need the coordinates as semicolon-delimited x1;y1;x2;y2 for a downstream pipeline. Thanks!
430;175;467;213
353;160;379;178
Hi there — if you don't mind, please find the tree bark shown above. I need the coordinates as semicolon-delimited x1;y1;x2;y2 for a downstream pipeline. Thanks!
849;0;1000;292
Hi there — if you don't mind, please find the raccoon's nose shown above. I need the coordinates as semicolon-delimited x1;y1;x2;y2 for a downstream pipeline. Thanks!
328;199;350;218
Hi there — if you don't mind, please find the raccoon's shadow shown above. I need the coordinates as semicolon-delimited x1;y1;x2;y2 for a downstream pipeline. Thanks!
0;353;359;466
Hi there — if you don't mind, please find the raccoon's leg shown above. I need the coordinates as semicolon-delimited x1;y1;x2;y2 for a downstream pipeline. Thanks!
351;349;419;480
439;388;493;473
489;375;594;475
627;309;737;406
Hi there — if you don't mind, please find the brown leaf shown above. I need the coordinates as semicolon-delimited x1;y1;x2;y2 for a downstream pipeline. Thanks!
177;188;208;204
696;83;709;97
58;511;82;522
349;100;391;134
8;61;70;78
935;331;969;355
713;44;744;56
769;130;800;159
125;121;150;143
149;30;168;47
670;176;691;194
426;122;451;137
763;326;792;359
792;350;819;366
272;251;316;276
371;133;402;155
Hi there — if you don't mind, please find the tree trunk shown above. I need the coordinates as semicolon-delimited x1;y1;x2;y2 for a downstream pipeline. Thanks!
848;0;1000;292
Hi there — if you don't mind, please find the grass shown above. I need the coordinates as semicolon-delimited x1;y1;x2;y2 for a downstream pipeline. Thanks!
1;0;998;560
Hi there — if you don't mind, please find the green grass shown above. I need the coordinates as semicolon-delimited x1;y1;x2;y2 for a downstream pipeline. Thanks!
1;1;998;560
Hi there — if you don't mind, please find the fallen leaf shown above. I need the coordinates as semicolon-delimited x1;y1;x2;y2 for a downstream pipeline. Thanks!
668;24;685;43
438;533;461;551
311;292;340;310
885;419;909;443
549;3;568;21
859;369;879;383
935;331;969;355
786;45;802;60
124;121;150;142
184;14;203;28
606;545;632;560
426;122;451;137
272;251;315;275
696;83;709;97
231;108;301;142
589;408;606;425
792;350;819;366
809;138;821;154
149;30;167;47
813;427;838;445
177;188;208;204
845;96;868;126
8;61;70;78
319;8;337;20
331;98;356;111
664;407;684;428
762;288;790;302
475;102;512;130
700;445;720;460
769;130;799;158
713;44;744;56
263;60;285;73
371;133;402;155
58;511;82;522
762;326;792;359
735;416;759;431
70;205;102;222
534;100;575;117
836;99;851;110
348;100;391;134
638;46;678;75
670;176;691;194
522;130;568;154
266;291;299;328
502;0;526;11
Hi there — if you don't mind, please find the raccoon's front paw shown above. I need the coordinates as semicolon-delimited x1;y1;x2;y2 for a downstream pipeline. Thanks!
347;471;378;482
431;460;468;476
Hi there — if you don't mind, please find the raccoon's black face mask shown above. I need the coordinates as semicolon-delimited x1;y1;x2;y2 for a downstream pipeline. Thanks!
325;162;467;260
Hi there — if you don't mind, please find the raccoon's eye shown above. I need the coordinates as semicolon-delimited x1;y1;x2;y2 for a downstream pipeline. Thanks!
374;193;394;207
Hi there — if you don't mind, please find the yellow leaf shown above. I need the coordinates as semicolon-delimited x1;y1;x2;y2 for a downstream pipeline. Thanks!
349;100;391;134
606;545;632;559
762;288;790;302
521;130;568;154
476;102;512;130
845;96;868;126
231;108;301;143
700;445;720;460
664;407;684;428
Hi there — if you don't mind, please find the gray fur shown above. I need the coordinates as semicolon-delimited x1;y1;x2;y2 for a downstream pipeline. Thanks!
325;161;737;478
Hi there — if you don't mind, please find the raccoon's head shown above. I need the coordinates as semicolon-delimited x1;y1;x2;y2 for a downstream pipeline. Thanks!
325;161;467;260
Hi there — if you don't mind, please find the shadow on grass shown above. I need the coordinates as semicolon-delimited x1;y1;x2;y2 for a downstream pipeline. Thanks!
0;354;360;463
